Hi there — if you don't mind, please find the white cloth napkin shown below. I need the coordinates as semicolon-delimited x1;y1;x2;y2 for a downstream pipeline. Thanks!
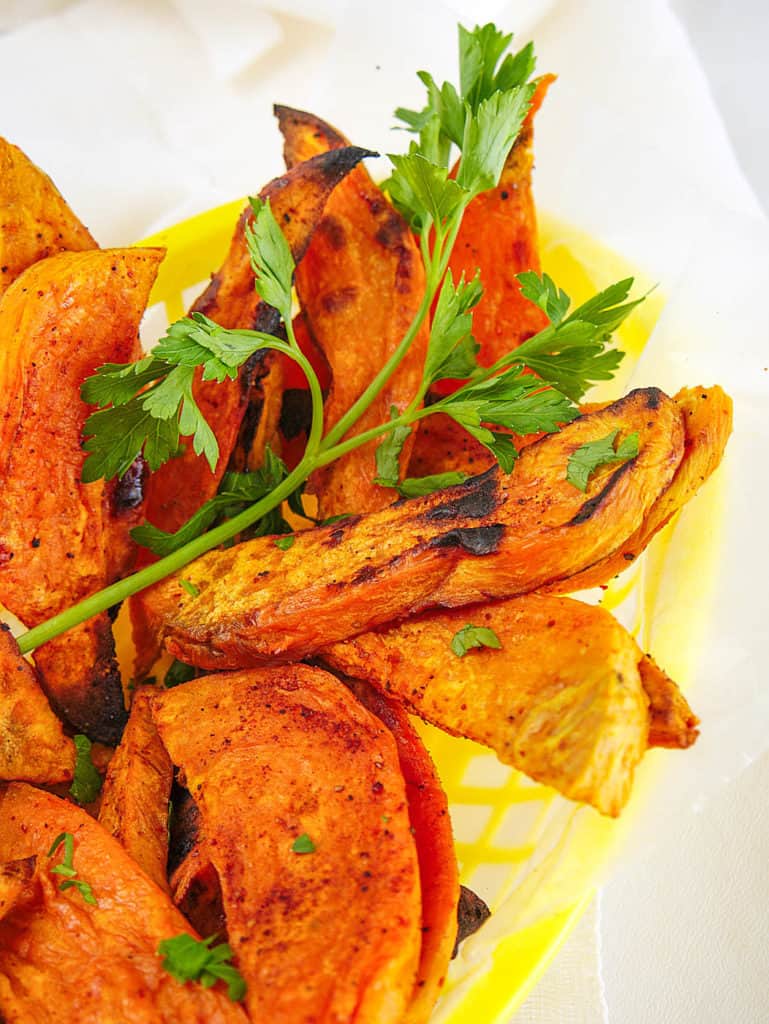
1;3;766;1023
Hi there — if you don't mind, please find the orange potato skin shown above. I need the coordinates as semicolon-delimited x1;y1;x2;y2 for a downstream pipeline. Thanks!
0;138;96;299
276;105;430;516
98;689;173;890
444;76;554;371
324;593;652;816
139;388;684;668
545;386;733;593
151;666;422;1024
0;139;147;587
0;628;74;784
0;783;248;1024
142;147;370;541
0;248;163;743
345;679;458;1024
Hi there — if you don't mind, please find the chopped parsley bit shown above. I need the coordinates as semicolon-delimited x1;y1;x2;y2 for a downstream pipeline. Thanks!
566;430;640;492
179;578;200;597
158;933;247;1002
69;734;102;805
163;658;196;689
291;833;316;854
451;624;503;657
274;534;295;551
47;831;98;905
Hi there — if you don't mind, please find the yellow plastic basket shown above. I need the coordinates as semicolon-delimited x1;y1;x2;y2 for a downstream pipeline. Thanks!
138;202;708;1023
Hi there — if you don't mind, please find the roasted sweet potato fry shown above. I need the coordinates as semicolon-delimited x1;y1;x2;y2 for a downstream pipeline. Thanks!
275;105;430;516
0;628;73;784
0;783;248;1023
98;689;173;890
0;248;163;743
323;593;695;816
0;138;96;298
546;386;733;593
445;76;554;369
639;653;699;749
138;388;684;668
151;666;422;1024
345;679;458;1024
142;147;371;542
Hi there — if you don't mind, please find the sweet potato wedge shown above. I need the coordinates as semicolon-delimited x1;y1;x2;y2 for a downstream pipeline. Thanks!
0;248;163;743
0;628;74;784
344;679;458;1023
151;666;422;1024
640;653;699;749
545;385;733;593
138;388;684;668
141;147;369;540
0;138;96;298
98;689;173;890
276;105;430;516
323;593;692;816
445;76;554;369
0;783;248;1023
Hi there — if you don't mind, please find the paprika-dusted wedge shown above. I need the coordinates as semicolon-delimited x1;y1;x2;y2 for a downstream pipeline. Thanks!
141;146;371;541
0;628;73;785
98;689;173;890
0;248;163;743
344;679;459;1024
137;388;684;669
151;666;422;1024
323;593;694;816
0;783;248;1024
0;137;96;299
275;105;430;516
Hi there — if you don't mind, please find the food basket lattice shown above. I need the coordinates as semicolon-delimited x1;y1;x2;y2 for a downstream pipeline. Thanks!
139;200;710;1023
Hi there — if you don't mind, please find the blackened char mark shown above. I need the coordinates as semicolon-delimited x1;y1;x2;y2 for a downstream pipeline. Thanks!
452;885;491;957
568;460;635;526
280;388;313;440
423;469;500;522
430;524;504;556
351;563;380;585
110;456;147;516
322;515;362;547
168;783;201;875
230;350;275;468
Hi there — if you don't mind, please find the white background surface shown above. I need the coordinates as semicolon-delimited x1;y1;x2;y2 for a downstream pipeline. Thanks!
1;2;767;1022
591;6;769;1023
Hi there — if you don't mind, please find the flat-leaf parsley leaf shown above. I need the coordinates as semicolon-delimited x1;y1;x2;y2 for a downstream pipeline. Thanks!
69;734;103;805
451;624;502;657
566;430;640;492
158;933;247;1002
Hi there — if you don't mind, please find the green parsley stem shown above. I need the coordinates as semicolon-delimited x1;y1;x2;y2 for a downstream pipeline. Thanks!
16;457;312;656
318;212;454;453
284;319;325;457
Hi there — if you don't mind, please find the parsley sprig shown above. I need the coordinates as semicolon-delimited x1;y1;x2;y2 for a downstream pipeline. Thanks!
158;933;247;1002
47;831;98;905
16;23;643;659
69;734;103;805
